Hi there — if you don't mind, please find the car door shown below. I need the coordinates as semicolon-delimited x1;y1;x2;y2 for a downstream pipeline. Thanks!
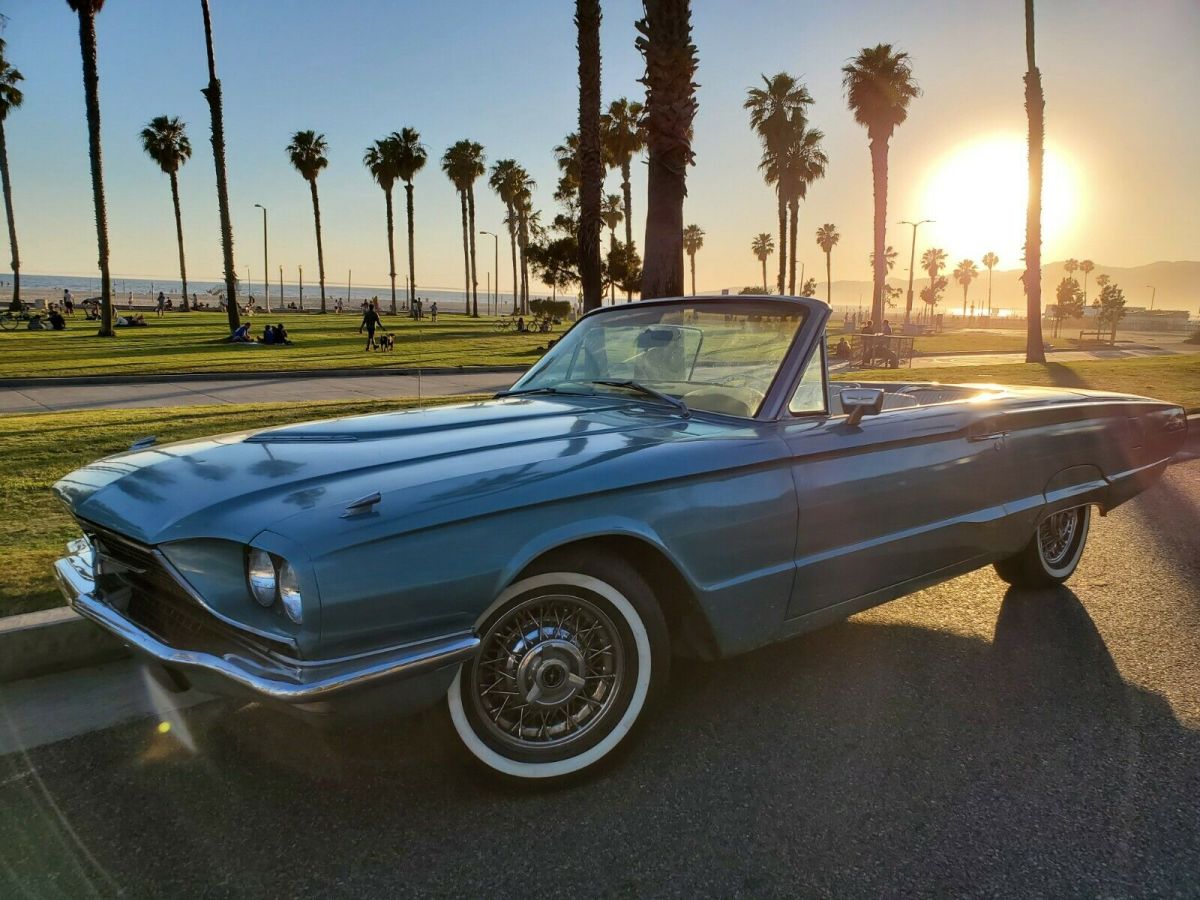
779;356;1012;619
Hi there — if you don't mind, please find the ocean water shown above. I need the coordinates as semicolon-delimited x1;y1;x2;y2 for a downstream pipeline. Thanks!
4;274;528;314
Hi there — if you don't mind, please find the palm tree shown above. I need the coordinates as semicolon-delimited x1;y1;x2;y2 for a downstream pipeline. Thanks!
869;245;897;273
783;126;827;295
516;179;536;314
0;40;24;310
1023;0;1047;362
576;0;603;313
443;142;473;315
635;0;698;299
140;116;193;312
461;141;486;317
1078;258;1095;304
66;0;114;336
751;232;774;293
746;73;814;294
602;194;624;302
1063;258;1078;281
921;247;947;323
953;258;979;316
553;132;581;205
364;136;400;314
815;223;839;305
843;44;921;327
982;251;999;315
287;130;329;313
490;159;526;314
392;127;427;309
601;97;646;299
199;0;239;333
682;224;704;295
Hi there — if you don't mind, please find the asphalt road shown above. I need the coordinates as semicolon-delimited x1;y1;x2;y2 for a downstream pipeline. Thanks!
2;462;1198;898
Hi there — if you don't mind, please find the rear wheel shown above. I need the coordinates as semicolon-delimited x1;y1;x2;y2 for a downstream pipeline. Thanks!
448;555;668;783
994;505;1091;587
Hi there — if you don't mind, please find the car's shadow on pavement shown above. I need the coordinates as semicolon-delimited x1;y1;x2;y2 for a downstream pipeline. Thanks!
4;587;1198;897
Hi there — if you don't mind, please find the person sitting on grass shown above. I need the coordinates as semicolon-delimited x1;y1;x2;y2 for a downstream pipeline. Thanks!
48;308;67;331
260;324;278;345
230;322;253;343
274;322;292;344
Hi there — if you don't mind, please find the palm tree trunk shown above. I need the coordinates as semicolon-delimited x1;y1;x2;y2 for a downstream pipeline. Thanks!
405;181;416;308
169;171;189;312
309;179;326;313
457;190;470;314
776;194;786;294
962;284;968;316
518;211;530;314
987;267;993;316
0;121;19;309
761;256;767;294
467;184;479;316
577;0;603;312
826;250;832;306
787;197;798;295
609;228;616;303
201;0;239;334
385;186;397;315
869;135;888;327
75;8;113;337
688;250;696;295
621;160;634;300
638;0;695;300
507;211;519;315
1023;0;1046;363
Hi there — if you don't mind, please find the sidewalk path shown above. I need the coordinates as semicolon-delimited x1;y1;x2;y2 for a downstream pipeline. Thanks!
3;343;1195;415
0;370;517;415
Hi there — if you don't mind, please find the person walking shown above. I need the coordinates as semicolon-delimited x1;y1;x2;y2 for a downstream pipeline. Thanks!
359;302;386;351
63;289;75;316
156;291;167;317
430;300;438;322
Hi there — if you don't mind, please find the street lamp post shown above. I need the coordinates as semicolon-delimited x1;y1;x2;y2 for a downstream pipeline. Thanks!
1145;285;1156;310
298;265;303;311
254;204;268;311
899;219;933;328
278;265;283;311
480;230;499;317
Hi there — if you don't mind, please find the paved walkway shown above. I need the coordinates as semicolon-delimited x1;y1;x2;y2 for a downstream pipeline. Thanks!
2;343;1195;415
0;370;517;414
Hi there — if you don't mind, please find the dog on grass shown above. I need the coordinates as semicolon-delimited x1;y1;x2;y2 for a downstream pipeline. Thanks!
377;333;395;352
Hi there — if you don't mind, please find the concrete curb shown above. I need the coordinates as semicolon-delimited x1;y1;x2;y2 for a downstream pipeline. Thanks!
1;413;1196;686
0;364;529;389
0;606;126;684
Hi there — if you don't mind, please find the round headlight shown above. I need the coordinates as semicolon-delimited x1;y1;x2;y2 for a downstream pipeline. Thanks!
247;549;277;607
278;562;303;624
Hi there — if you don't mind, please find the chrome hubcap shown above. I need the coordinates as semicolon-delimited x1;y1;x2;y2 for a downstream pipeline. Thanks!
472;594;624;751
1039;509;1079;567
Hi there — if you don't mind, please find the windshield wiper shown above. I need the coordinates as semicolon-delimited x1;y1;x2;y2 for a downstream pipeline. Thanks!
495;385;592;399
590;380;690;418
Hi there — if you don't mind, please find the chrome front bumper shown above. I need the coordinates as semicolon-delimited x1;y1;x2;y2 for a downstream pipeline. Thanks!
54;550;479;705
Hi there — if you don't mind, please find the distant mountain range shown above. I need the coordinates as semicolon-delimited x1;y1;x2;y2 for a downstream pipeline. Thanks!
726;260;1199;316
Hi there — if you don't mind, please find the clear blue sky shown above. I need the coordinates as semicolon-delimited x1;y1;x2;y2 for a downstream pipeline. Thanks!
4;0;1198;294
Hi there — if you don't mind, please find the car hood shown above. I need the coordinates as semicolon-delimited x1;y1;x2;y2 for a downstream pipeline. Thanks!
54;396;768;547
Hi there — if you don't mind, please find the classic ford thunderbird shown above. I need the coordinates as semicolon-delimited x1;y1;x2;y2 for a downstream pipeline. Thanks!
53;296;1186;781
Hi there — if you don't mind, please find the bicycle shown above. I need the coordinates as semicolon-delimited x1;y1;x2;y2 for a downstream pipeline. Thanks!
0;307;34;331
494;316;515;332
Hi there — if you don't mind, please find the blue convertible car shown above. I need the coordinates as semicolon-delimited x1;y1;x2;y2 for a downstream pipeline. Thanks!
53;296;1186;781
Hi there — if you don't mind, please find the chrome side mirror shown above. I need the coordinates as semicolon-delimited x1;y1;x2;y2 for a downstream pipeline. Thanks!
839;388;885;426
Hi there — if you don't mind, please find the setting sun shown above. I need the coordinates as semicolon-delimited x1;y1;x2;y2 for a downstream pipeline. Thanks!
922;135;1079;265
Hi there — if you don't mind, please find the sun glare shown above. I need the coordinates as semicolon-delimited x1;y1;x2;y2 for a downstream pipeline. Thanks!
921;135;1078;265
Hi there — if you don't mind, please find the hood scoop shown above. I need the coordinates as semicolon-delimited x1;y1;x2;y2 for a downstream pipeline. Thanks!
341;491;382;518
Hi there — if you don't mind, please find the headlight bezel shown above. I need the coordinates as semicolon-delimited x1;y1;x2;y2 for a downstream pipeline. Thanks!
246;548;278;608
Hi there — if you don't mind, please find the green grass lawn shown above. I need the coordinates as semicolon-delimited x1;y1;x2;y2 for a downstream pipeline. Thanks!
1;396;478;617
4;353;1196;618
843;352;1200;412
826;329;1031;356
0;311;553;378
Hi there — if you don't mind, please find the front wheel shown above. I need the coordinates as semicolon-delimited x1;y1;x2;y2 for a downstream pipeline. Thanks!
448;556;669;783
994;505;1091;587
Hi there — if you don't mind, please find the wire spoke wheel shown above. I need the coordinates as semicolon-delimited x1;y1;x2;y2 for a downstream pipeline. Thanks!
470;593;625;754
1038;509;1080;568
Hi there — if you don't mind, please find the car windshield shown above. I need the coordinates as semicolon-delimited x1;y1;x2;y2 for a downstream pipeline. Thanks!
509;300;808;418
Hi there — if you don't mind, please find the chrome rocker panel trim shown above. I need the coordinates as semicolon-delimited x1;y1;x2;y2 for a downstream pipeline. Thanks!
54;554;479;704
